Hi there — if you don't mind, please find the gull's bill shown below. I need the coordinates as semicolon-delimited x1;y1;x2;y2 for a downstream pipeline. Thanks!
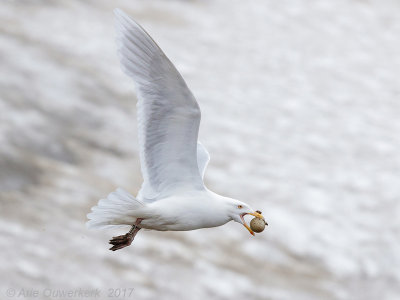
240;211;265;236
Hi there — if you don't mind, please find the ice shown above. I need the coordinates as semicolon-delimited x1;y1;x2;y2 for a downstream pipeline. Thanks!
1;0;399;299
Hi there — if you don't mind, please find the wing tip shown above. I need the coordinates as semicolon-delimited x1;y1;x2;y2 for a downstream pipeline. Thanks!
114;8;134;24
114;8;138;25
114;8;124;17
114;8;145;35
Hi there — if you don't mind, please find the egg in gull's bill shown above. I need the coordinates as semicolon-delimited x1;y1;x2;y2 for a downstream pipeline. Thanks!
250;210;268;233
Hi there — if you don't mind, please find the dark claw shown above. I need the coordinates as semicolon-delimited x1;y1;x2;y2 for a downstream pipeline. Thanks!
108;233;134;251
109;244;126;251
109;235;129;242
108;222;142;251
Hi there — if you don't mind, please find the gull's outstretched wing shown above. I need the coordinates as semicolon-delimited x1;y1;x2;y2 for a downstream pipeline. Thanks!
197;142;210;179
115;9;205;200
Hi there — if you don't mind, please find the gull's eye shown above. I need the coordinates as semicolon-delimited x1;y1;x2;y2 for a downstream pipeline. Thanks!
237;205;243;209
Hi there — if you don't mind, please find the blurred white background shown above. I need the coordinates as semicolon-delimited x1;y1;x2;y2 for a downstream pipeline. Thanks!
1;0;399;299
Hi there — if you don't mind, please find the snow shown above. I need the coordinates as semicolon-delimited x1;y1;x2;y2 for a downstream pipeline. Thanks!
1;0;400;299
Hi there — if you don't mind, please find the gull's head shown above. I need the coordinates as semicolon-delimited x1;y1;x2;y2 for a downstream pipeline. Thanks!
227;200;266;236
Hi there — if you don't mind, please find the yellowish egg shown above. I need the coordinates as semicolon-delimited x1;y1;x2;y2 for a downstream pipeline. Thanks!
250;217;266;233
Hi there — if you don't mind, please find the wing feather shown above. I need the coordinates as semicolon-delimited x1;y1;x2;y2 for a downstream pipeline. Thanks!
197;142;210;179
114;9;205;200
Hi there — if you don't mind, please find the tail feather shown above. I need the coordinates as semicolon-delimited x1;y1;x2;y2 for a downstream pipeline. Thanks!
86;188;145;229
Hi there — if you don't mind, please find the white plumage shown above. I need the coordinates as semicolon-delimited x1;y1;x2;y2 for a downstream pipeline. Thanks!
87;9;265;250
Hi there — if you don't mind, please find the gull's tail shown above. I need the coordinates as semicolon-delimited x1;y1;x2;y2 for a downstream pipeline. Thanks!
86;188;145;229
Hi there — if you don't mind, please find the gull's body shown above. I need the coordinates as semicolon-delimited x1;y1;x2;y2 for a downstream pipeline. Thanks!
137;190;232;231
87;9;266;250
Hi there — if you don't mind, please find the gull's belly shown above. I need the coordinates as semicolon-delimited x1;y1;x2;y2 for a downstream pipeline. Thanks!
139;195;231;231
140;213;230;231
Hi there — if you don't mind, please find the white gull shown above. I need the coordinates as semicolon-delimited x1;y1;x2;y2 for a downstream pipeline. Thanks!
87;8;266;251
